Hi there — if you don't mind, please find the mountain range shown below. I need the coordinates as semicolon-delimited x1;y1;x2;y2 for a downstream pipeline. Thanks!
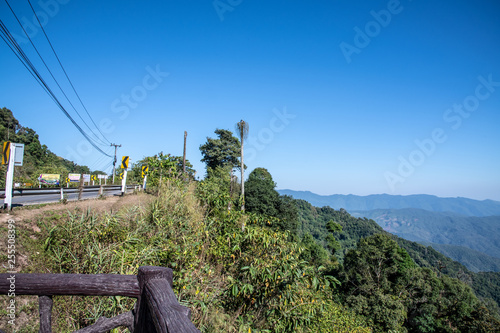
277;190;500;216
279;190;500;272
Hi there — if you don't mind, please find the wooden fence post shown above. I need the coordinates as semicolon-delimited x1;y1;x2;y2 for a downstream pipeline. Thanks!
134;266;173;333
39;295;53;333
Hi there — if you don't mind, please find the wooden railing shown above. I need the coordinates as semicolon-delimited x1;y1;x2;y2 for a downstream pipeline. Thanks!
0;266;200;333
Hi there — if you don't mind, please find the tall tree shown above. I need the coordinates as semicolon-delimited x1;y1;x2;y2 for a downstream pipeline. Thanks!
235;120;249;211
245;167;299;234
199;129;241;172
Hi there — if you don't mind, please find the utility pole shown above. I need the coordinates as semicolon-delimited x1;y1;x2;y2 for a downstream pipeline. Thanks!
111;143;121;184
183;131;187;174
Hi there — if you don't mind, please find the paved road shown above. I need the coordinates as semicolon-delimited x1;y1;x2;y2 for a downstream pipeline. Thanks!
0;187;135;207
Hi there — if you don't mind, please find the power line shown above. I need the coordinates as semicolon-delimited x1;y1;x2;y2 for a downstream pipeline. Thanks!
3;0;109;147
0;18;113;157
26;0;111;145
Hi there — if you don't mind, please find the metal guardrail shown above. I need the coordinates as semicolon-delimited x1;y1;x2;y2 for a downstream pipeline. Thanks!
0;185;140;198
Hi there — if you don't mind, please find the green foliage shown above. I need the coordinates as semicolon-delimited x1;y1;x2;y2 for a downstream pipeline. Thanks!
245;168;299;234
130;152;195;190
340;233;500;332
199;128;241;171
13;179;375;332
359;208;500;261
0;107;91;187
299;233;330;266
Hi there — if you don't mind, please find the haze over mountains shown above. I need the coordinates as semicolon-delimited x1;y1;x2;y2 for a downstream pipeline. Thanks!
278;190;500;272
277;190;500;216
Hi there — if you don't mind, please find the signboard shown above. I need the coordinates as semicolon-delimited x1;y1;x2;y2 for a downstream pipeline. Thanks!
141;165;149;178
39;174;60;185
68;173;81;182
83;174;91;182
14;143;24;166
98;175;108;179
121;156;129;169
2;142;10;165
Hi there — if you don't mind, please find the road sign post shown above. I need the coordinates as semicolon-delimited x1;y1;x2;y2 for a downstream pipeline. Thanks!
121;170;128;196
121;156;129;196
3;142;14;210
142;165;148;190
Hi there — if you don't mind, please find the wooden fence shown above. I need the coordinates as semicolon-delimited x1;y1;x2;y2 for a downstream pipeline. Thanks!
0;266;200;333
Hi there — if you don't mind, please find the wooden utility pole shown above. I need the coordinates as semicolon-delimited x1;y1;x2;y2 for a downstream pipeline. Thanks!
78;173;84;200
183;131;187;174
111;143;121;184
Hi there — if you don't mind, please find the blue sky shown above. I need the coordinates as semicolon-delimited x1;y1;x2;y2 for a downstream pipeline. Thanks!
1;0;499;201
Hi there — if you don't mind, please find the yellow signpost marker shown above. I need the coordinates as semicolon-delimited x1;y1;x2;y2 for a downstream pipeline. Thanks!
120;156;129;195
121;156;129;169
2;141;10;165
141;165;149;178
141;165;149;190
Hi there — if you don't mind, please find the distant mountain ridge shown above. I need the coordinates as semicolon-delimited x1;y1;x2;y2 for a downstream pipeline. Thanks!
351;208;500;259
424;242;500;273
278;190;500;217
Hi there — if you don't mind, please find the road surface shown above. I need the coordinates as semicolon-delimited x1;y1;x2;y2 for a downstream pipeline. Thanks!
0;186;137;208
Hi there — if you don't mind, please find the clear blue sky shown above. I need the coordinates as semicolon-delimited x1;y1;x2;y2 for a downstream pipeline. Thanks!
1;0;499;201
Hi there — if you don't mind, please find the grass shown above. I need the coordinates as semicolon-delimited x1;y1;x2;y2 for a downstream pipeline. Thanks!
0;180;372;332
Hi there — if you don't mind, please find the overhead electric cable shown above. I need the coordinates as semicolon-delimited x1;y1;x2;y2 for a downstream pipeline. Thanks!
3;0;109;147
0;18;112;157
26;0;111;145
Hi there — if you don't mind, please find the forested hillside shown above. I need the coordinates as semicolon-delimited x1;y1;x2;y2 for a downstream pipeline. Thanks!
3;126;499;332
426;243;500;273
294;198;500;327
354;208;500;271
0;107;91;186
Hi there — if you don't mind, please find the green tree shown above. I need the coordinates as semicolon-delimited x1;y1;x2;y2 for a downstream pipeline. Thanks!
342;234;415;332
245;168;299;234
245;167;279;217
131;152;194;188
199;129;241;172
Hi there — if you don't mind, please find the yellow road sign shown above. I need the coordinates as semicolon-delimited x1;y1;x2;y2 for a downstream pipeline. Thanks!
119;172;124;180
121;156;129;169
141;165;149;178
66;178;70;183
2;141;10;165
91;175;97;181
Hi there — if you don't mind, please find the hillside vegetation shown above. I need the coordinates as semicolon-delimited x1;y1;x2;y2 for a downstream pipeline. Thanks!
2;124;499;332
427;243;500;273
355;208;500;268
3;175;500;332
0;107;92;186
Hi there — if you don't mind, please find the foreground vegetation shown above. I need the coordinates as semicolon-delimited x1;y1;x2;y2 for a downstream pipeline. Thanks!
2;124;499;332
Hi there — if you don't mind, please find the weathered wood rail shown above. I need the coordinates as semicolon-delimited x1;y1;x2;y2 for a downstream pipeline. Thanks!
0;266;200;333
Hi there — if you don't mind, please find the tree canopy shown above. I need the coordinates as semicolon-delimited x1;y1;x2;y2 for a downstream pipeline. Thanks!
199;129;241;172
0;107;91;186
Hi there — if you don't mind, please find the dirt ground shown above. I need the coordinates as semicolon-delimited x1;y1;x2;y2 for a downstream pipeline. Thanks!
0;192;153;270
0;192;152;225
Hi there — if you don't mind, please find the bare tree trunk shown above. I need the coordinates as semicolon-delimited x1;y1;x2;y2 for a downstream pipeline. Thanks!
229;169;233;211
183;131;187;174
241;137;244;212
